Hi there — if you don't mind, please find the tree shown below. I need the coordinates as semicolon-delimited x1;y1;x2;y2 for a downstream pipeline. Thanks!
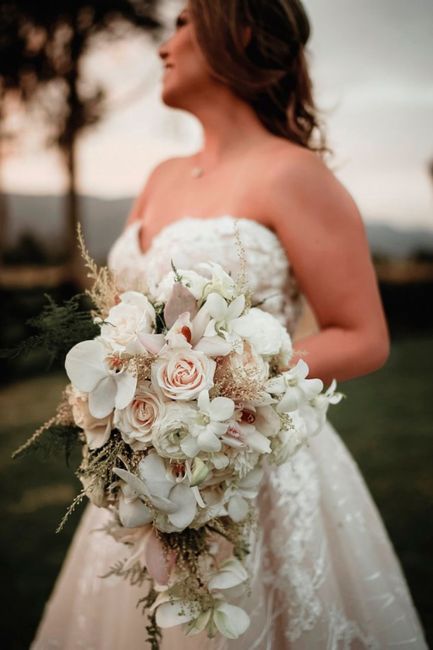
0;1;162;281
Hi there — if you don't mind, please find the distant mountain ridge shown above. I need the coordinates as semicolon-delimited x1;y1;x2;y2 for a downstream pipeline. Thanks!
4;193;433;263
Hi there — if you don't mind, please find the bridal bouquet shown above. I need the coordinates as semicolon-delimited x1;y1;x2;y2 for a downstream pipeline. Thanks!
12;225;343;648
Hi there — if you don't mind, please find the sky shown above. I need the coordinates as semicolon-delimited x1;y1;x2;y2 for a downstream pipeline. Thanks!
2;0;433;231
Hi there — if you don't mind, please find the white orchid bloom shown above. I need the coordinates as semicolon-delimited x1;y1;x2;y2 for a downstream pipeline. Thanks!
155;268;208;302
196;261;238;301
180;390;235;457
265;358;323;413
113;453;197;531
161;306;232;357
311;378;344;409
203;292;247;353
65;339;137;419
225;467;264;522
149;557;250;640
299;379;344;437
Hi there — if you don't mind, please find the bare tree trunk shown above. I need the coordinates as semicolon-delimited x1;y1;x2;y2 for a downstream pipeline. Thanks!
0;90;9;266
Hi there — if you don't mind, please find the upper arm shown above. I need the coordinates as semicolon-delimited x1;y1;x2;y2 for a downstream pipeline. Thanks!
124;158;180;229
267;150;389;347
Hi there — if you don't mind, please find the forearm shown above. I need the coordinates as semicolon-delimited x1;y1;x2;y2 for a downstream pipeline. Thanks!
290;326;389;386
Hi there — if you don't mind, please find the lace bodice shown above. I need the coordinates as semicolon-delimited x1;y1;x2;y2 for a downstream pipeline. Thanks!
107;215;303;337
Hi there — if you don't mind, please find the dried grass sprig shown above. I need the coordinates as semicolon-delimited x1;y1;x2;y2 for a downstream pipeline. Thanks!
76;222;119;321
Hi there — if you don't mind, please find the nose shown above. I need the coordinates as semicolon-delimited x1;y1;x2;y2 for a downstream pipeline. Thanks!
158;38;171;64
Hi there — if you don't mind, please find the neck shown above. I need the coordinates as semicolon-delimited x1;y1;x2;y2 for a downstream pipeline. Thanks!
188;86;270;166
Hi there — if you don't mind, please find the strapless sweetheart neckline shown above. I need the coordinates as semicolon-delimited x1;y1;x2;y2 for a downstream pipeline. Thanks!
130;214;277;257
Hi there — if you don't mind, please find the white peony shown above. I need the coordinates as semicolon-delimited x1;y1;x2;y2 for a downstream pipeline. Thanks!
230;307;293;359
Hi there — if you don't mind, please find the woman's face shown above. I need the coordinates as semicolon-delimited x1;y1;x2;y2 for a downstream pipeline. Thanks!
158;4;215;109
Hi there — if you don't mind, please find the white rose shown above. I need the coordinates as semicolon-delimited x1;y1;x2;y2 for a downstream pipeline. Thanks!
152;401;198;459
233;307;292;358
151;348;216;401
100;291;156;350
113;381;166;450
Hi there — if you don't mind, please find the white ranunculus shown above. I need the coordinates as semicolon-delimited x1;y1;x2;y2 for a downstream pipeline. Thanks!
65;339;137;418
151;347;216;402
265;359;323;413
113;380;166;450
152;401;198;459
100;291;156;352
231;307;292;358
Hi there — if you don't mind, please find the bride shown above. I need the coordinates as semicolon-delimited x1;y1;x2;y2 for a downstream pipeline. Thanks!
31;1;428;648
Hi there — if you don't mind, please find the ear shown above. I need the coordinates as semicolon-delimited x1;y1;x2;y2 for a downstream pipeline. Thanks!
241;25;252;47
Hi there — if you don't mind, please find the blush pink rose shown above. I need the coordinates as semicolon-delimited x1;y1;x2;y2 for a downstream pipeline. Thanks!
67;385;112;449
114;381;166;450
151;349;216;401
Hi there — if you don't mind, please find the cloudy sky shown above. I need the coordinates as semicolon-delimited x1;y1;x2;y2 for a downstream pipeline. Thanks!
3;0;433;230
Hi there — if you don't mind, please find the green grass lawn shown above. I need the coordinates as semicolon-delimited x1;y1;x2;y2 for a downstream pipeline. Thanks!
0;333;432;648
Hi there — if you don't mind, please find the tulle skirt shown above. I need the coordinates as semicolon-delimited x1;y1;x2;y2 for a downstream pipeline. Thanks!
31;419;428;649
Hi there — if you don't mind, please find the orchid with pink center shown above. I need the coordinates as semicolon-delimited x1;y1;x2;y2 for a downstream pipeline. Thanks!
65;339;137;419
113;453;197;532
164;307;233;356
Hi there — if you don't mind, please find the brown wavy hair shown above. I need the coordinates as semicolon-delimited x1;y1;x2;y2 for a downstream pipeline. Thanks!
189;0;332;159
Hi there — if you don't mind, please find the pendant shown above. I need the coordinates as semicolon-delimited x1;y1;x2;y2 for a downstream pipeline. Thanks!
191;166;204;178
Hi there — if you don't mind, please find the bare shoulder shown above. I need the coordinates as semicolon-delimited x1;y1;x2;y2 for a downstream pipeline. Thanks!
263;141;364;234
125;156;187;226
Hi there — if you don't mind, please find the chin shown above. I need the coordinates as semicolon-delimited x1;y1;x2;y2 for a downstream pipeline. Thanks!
160;85;189;111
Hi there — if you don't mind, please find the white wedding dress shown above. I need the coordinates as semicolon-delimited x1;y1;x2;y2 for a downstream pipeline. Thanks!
31;215;428;649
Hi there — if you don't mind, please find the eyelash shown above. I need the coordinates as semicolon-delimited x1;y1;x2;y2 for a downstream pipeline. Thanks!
176;16;187;29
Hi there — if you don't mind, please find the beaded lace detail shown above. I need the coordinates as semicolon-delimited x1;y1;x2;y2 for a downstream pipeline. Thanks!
107;215;303;337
